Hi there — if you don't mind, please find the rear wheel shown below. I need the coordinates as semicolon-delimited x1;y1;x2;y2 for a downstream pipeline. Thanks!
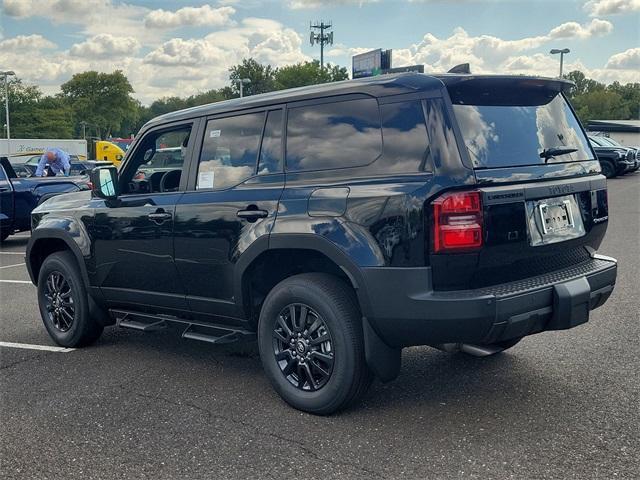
0;229;9;242
37;251;103;347
600;160;616;179
258;273;372;415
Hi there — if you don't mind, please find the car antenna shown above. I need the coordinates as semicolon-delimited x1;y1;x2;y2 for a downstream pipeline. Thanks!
448;63;471;74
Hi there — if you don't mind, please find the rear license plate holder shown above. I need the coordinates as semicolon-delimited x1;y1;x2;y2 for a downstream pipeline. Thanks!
526;194;585;246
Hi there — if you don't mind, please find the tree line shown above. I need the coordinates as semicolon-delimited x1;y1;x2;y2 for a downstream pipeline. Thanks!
0;59;637;141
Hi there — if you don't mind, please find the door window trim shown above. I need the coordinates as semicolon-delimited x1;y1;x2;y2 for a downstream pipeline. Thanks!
117;119;201;196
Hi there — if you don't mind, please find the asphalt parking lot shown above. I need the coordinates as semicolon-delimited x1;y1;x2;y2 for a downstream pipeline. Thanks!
1;173;639;480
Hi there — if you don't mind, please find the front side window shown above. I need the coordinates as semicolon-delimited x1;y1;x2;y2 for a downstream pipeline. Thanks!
123;125;192;194
452;94;593;169
197;113;264;190
286;97;382;172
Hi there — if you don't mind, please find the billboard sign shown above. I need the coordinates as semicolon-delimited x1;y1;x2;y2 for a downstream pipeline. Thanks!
352;49;382;79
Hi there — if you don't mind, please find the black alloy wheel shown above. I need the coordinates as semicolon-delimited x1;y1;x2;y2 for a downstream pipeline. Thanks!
43;271;75;332
272;303;334;391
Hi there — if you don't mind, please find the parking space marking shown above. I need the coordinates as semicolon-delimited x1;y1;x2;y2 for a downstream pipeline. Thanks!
0;279;32;284
0;341;75;353
0;252;25;255
0;263;26;269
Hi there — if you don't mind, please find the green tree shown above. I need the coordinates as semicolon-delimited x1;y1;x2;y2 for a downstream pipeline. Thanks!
228;58;276;97
564;70;604;99
274;60;348;90
60;70;138;138
0;77;73;138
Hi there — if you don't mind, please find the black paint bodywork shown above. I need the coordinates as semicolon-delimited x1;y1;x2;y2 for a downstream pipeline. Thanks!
26;74;617;380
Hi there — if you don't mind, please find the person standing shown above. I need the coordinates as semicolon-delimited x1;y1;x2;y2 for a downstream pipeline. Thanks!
35;148;71;177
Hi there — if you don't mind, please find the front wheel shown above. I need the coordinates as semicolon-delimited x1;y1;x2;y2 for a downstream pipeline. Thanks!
258;273;372;415
600;160;617;179
37;251;103;347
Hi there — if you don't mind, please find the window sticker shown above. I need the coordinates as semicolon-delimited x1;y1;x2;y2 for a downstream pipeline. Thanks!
197;170;215;189
210;129;221;138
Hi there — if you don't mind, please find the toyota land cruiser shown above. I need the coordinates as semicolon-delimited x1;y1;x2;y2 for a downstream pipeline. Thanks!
26;73;617;414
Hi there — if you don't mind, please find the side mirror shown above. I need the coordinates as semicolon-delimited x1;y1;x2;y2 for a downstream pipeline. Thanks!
90;166;119;200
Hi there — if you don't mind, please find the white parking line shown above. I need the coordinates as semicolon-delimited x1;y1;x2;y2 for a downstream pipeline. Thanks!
0;341;75;353
0;279;32;284
0;252;25;255
0;263;25;269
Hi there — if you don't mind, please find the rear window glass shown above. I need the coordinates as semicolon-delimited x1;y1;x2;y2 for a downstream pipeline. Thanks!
452;94;593;169
286;98;382;171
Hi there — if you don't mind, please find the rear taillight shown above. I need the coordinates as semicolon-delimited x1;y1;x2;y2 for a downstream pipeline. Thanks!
432;191;483;253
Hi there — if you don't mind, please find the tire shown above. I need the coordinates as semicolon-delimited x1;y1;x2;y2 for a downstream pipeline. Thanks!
0;229;9;243
37;251;103;347
600;160;616;179
258;273;372;415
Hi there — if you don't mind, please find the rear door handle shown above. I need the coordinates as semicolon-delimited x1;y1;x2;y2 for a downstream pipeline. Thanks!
237;207;268;221
148;211;172;223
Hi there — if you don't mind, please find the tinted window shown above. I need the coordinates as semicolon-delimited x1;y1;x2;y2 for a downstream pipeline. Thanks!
452;94;593;169
286;98;382;171
197;113;264;190
258;110;283;175
0;165;7;181
123;125;191;194
380;101;431;173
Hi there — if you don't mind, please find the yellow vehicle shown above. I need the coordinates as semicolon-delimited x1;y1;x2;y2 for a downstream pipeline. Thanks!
94;141;125;167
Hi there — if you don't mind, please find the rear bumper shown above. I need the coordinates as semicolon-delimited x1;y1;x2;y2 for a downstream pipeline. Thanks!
361;254;617;348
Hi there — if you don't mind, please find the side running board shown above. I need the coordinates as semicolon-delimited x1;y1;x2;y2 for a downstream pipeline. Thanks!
111;309;256;345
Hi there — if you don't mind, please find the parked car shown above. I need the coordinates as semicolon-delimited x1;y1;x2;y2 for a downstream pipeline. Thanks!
26;73;617;414
0;157;91;242
588;136;636;177
10;159;112;178
591;136;639;172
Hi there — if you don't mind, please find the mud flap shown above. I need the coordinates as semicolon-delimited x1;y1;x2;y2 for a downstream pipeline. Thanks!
363;317;401;382
547;277;591;330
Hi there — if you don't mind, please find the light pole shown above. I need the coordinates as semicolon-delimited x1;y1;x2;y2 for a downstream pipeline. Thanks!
1;70;16;156
550;49;570;78
237;78;251;98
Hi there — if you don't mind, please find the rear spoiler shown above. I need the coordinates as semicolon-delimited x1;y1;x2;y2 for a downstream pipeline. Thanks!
436;75;575;106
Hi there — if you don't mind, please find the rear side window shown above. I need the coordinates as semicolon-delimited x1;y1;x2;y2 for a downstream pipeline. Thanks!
286;97;382;171
379;101;431;173
258;109;283;175
197;112;264;190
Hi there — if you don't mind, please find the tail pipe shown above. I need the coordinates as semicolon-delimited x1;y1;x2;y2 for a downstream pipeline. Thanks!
434;343;503;356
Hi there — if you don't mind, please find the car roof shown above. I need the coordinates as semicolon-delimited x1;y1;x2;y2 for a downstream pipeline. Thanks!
144;72;574;130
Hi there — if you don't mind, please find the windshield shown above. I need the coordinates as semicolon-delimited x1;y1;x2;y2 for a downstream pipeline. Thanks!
452;94;593;169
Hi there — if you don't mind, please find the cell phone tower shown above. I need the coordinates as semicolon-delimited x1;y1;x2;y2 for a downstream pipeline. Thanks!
310;20;333;70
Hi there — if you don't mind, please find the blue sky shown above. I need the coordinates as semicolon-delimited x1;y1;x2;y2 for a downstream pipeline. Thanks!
0;0;638;104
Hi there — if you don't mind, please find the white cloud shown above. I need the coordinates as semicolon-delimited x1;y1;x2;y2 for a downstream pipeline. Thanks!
289;0;378;8
605;47;640;69
0;34;56;51
549;18;613;39
144;5;235;29
70;34;140;58
584;0;640;16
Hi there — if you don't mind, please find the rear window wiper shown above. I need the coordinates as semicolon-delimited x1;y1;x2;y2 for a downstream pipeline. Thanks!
539;147;578;162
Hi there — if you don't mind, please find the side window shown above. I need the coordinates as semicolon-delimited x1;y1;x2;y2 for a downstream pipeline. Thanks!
123;125;191;194
197;112;264;190
286;98;382;171
379;101;431;173
258;109;283;175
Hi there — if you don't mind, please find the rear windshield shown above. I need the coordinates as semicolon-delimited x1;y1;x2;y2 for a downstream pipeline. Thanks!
452;94;593;169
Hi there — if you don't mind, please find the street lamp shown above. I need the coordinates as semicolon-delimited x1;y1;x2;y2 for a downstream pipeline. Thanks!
550;49;570;78
237;78;251;98
0;70;16;156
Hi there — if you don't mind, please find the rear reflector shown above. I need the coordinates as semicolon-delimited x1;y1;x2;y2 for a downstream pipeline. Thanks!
433;191;483;253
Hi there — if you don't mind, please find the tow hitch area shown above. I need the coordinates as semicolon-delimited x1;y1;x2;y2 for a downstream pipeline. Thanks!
548;277;591;330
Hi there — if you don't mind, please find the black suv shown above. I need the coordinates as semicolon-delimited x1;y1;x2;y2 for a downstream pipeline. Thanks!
27;73;617;414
